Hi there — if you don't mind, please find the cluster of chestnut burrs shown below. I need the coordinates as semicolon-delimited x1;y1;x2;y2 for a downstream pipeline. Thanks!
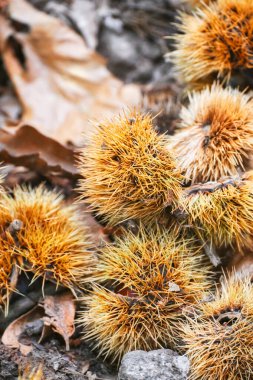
1;1;253;379
78;0;253;379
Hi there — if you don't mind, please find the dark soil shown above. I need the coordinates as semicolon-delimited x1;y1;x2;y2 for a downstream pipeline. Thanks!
0;340;117;380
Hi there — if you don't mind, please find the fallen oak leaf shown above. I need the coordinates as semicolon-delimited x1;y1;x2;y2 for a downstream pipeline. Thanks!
0;125;78;179
40;292;76;351
0;0;141;146
1;305;44;356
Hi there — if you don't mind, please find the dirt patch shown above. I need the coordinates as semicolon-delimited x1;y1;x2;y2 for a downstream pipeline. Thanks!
0;340;117;380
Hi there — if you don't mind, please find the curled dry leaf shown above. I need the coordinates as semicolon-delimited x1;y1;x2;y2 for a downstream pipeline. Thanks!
1;305;44;356
41;292;76;351
2;292;76;354
0;125;78;178
0;0;141;146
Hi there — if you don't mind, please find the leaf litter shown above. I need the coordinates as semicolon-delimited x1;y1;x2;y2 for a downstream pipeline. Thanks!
0;0;182;379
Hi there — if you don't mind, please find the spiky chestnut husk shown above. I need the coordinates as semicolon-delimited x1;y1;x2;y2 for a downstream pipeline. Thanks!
80;227;213;363
0;237;18;312
0;186;93;291
179;176;253;252
169;0;253;88
169;85;253;183
0;175;19;311
78;111;183;225
182;278;253;380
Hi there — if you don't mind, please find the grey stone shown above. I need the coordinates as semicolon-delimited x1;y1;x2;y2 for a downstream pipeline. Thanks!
118;349;189;380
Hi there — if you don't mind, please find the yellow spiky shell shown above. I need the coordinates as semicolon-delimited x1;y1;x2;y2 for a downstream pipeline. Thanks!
0;185;94;291
182;277;253;380
0;237;17;313
169;0;253;88
78;111;183;226
0;173;18;311
80;226;213;363
169;84;253;183
179;176;253;251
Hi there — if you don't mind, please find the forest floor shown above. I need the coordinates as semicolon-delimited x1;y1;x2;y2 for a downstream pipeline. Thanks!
0;0;183;378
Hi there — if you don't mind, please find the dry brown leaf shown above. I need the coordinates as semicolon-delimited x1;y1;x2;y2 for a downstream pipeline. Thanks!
0;0;141;146
1;305;44;356
41;292;76;351
0;125;78;178
2;292;76;354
